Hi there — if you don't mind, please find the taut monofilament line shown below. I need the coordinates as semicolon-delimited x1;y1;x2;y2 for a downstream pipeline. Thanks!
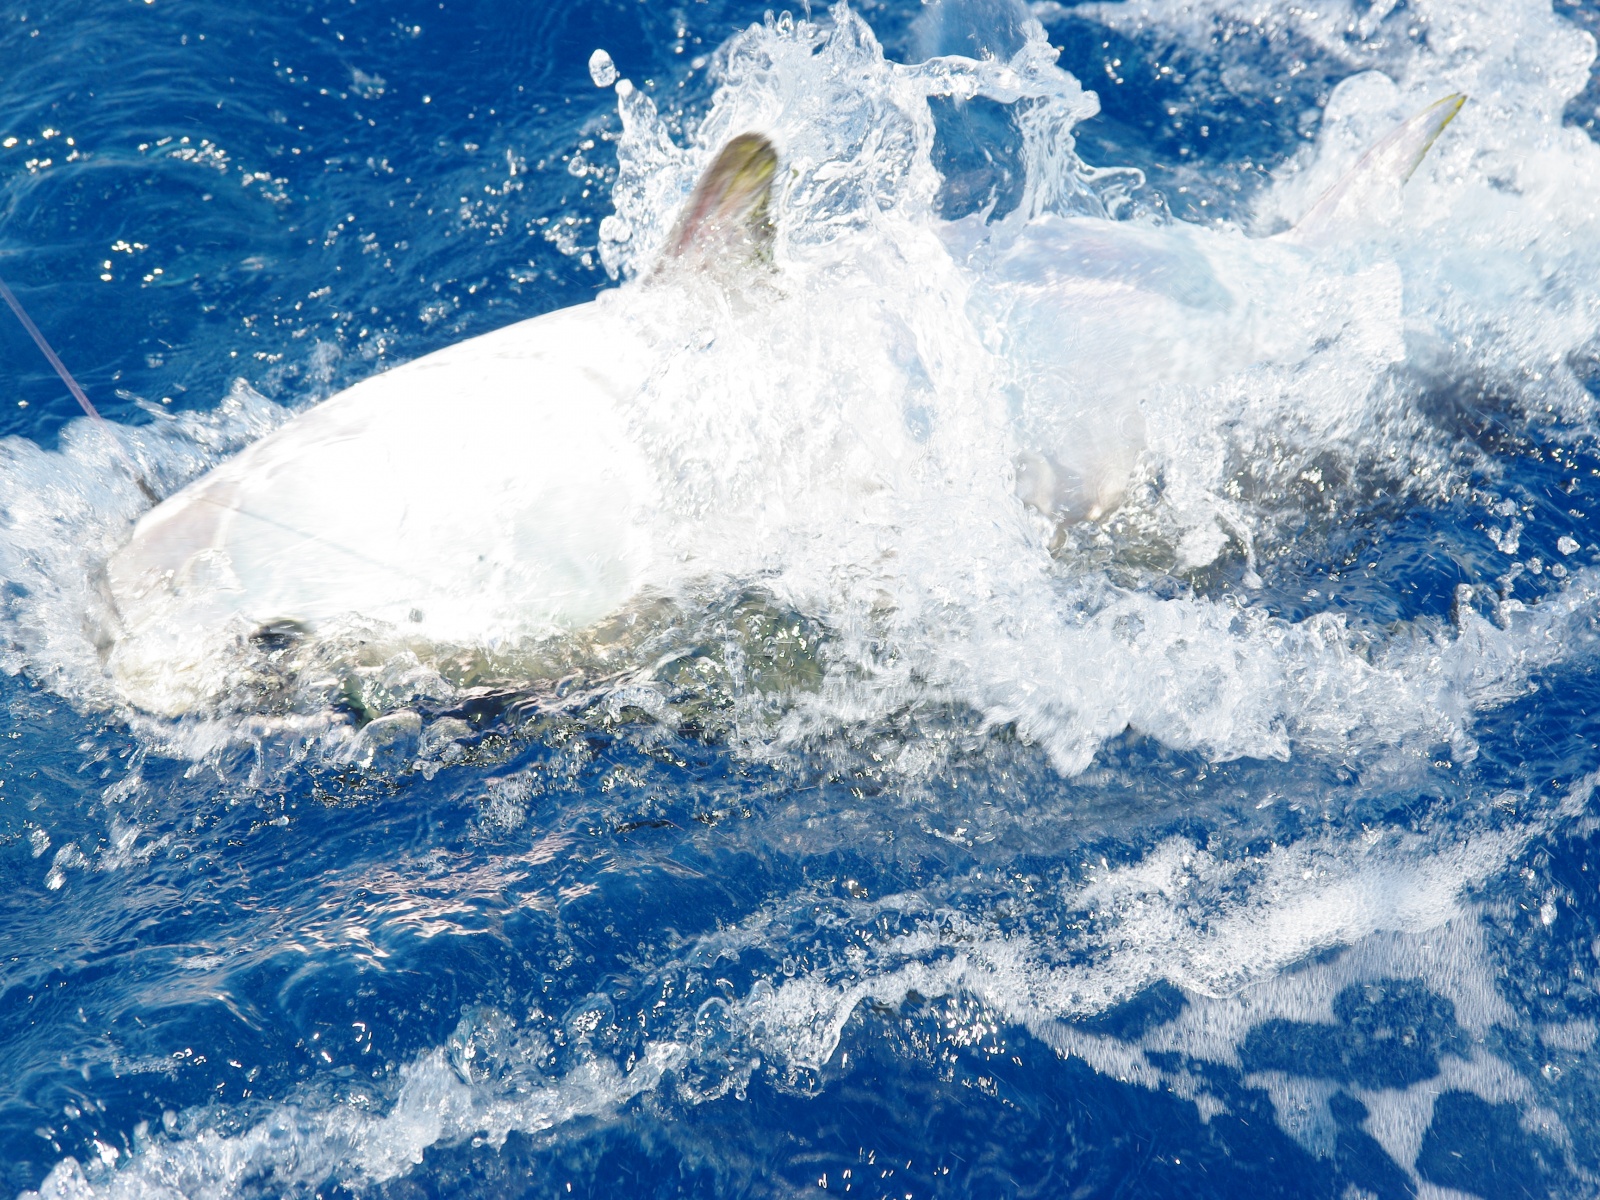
0;271;158;502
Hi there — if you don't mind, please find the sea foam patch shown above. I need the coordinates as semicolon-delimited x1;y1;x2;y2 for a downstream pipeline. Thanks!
25;781;1577;1197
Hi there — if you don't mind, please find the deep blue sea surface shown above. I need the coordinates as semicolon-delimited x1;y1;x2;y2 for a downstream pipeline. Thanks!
4;0;1600;1197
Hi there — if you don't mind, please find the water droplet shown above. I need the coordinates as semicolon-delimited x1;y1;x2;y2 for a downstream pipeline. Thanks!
589;49;619;89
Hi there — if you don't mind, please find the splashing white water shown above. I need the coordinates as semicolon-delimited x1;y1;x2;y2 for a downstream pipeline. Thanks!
0;0;1596;781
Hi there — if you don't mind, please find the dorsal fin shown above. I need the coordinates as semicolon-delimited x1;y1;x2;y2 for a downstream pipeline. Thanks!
1281;93;1465;247
661;133;779;268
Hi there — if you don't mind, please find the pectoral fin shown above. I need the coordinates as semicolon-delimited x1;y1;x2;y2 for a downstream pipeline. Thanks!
1283;93;1465;246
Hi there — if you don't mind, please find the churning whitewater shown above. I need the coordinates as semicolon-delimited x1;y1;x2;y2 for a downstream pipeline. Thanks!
3;0;1600;1195
10;0;1595;775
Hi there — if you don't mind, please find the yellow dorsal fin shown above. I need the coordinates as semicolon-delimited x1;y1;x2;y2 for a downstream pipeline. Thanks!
660;133;779;268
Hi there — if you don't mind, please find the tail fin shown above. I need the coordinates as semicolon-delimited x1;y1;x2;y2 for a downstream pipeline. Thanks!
1282;93;1465;246
660;133;779;269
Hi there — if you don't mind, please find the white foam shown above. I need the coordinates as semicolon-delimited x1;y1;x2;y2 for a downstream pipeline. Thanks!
710;833;1574;1194
724;825;1523;1077
23;1034;684;1200
26;780;1575;1194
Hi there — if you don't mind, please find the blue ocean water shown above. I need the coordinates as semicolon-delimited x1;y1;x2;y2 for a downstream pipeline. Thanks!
2;0;1600;1197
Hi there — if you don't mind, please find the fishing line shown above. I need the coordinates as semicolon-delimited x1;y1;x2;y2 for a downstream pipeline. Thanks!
0;271;160;503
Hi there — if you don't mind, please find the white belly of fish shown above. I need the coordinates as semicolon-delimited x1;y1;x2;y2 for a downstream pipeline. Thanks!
107;301;655;715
